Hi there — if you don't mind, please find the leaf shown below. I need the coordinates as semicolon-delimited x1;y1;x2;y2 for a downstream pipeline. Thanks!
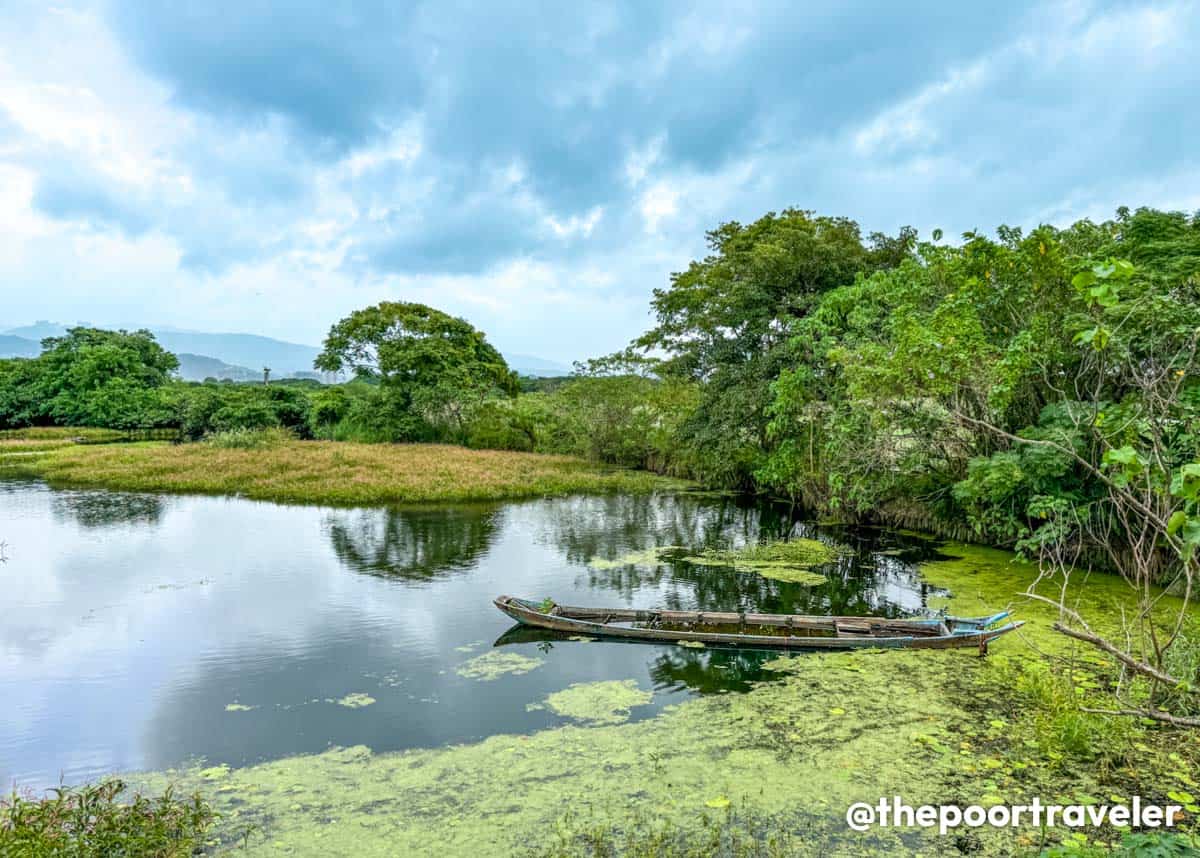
705;796;731;809
1167;511;1188;537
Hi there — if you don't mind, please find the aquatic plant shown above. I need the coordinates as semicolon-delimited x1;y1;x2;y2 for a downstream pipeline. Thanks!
682;538;837;584
455;650;544;681
0;779;214;857
541;680;654;725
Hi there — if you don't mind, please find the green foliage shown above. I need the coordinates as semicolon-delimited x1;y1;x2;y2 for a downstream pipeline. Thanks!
0;328;178;430
316;301;517;441
203;426;295;449
1005;661;1134;765
1041;832;1200;857
0;779;214;857
634;209;912;487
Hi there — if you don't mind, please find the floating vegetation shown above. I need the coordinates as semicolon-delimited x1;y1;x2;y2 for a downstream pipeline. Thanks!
676;640;706;649
455;650;544;681
224;703;257;712
453;640;486;653
587;546;682;570
542;679;654;725
122;534;1200;856
335;693;376;709
682;538;837;584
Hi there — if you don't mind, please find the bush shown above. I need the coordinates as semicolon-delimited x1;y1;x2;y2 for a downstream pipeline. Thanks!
203;426;295;449
0;779;215;857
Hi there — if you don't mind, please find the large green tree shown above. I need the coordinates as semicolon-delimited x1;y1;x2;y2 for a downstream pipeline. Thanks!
633;208;913;486
314;302;517;440
0;327;179;429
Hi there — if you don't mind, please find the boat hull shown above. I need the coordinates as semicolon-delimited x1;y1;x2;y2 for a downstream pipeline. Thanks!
493;596;1023;651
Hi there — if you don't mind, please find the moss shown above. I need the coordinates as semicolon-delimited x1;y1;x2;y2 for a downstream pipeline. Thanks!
454;651;544;681
542;680;654;725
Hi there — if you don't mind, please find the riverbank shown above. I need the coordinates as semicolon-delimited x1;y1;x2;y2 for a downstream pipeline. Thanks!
0;431;686;504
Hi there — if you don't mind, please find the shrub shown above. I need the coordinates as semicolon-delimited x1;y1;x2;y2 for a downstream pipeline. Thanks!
0;779;215;857
203;426;295;449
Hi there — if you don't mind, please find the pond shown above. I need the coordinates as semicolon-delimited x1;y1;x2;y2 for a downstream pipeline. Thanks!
1;481;954;791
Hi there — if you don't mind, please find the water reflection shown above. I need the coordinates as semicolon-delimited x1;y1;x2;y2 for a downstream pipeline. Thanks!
51;490;165;529
324;505;499;582
1;483;957;790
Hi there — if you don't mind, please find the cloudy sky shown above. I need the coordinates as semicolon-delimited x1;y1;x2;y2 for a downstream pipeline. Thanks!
1;1;1198;362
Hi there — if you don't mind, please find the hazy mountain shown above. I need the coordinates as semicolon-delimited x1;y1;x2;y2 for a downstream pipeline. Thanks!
4;321;71;341
3;322;573;379
506;353;570;377
150;331;320;376
0;335;41;358
174;353;260;382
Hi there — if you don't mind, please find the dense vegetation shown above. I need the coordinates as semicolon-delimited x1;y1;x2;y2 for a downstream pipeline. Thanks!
0;779;214;856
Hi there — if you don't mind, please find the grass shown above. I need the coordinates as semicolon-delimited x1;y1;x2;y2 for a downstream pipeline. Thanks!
0;779;215;857
0;436;687;505
0;427;128;442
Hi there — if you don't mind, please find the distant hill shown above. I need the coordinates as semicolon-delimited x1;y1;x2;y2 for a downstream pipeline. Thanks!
4;321;72;341
506;353;571;377
175;353;260;382
0;334;41;358
2;322;573;380
151;331;320;376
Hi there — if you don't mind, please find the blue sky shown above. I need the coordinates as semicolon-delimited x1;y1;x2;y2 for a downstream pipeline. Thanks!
1;1;1197;362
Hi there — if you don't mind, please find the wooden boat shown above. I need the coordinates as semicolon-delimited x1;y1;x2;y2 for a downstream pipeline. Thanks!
493;595;1023;652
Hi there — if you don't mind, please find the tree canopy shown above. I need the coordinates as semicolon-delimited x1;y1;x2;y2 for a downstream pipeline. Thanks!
315;301;518;440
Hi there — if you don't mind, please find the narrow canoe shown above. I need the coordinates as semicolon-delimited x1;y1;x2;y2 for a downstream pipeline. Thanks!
493;595;1023;652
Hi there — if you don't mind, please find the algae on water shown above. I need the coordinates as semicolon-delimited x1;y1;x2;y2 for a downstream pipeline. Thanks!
455;650;544;681
336;693;376;709
587;546;682;570
682;537;837;584
542;679;654;725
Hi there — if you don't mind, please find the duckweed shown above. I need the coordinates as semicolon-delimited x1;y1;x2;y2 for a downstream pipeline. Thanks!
455;650;544;681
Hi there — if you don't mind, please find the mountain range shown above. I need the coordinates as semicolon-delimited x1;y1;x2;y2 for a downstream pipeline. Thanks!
0;322;572;381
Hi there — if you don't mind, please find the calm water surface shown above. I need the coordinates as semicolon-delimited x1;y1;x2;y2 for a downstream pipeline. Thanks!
0;481;950;789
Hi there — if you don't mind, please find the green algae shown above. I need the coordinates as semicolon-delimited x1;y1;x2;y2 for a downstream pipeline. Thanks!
454;650;544;681
587;546;681;569
542;679;654;725
681;537;837;584
335;693;376;709
224;703;257;712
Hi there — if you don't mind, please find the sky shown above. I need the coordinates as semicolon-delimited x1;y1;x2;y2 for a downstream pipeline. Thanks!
1;1;1198;363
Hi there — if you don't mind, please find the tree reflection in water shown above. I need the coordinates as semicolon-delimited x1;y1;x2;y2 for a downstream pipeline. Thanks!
50;490;165;529
324;504;499;583
540;493;948;617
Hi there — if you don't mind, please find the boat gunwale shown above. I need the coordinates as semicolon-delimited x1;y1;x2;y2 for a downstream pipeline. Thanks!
493;595;1023;651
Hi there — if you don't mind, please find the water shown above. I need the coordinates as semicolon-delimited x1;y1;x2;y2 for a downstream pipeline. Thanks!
0;481;950;790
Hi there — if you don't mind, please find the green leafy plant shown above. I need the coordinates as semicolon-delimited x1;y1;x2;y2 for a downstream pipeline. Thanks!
0;779;215;857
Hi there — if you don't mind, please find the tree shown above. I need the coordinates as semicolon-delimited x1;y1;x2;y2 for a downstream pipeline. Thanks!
633;209;911;486
314;302;517;441
18;328;179;429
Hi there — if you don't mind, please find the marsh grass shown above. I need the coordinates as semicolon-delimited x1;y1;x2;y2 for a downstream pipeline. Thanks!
9;439;686;504
0;779;215;857
202;426;295;450
0;427;127;443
